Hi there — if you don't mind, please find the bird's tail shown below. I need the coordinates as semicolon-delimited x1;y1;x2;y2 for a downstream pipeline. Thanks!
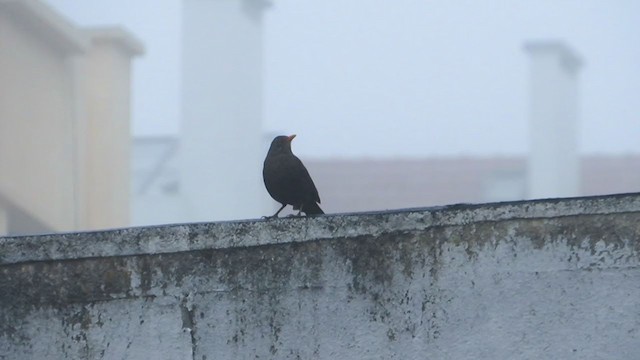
303;202;324;215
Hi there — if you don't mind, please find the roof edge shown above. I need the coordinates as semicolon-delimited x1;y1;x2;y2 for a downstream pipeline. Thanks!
85;26;145;56
0;0;88;53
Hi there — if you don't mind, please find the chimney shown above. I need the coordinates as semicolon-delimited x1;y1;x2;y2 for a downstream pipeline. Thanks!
525;41;583;199
180;0;272;221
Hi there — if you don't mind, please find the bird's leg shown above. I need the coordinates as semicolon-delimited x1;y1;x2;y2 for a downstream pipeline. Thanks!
273;204;287;217
263;204;286;219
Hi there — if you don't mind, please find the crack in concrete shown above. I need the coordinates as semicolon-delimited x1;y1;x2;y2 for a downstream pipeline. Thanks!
180;295;197;360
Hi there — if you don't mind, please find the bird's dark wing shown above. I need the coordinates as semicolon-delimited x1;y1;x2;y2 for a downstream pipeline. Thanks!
291;155;321;204
263;155;291;204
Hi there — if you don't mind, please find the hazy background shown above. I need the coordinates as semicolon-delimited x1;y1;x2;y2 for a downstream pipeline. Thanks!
46;0;640;158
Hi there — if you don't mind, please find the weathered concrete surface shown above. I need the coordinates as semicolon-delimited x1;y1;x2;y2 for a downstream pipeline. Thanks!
1;193;639;359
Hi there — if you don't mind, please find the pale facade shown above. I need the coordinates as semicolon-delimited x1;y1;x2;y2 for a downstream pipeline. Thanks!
0;0;142;234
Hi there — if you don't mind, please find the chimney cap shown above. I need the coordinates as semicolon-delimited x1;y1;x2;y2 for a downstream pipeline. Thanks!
524;40;583;71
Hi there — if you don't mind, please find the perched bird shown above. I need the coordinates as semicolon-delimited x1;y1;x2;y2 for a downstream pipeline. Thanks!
263;135;324;217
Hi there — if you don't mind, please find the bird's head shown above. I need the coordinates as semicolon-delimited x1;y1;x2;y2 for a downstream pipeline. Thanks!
268;134;296;154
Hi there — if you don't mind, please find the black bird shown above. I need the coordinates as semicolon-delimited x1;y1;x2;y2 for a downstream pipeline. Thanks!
263;134;324;217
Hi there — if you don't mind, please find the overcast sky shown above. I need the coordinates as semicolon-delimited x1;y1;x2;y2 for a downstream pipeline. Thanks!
47;0;640;158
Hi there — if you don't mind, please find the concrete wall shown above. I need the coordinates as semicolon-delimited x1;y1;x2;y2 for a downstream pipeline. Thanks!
1;193;639;359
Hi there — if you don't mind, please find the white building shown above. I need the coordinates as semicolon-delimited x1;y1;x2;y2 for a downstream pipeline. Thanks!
132;0;273;225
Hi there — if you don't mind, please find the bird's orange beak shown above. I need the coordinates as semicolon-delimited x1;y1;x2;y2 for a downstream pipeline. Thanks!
287;134;296;142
